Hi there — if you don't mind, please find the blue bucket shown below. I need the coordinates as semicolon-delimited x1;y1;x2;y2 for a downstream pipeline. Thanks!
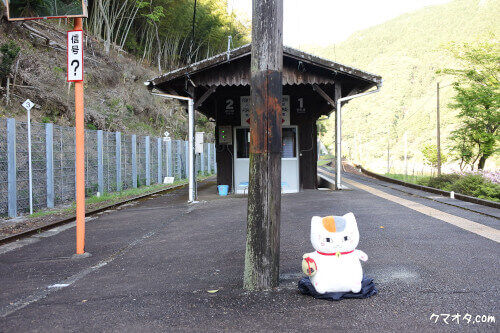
217;185;229;196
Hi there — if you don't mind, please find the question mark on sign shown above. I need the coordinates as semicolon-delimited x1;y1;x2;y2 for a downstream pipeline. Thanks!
71;60;80;76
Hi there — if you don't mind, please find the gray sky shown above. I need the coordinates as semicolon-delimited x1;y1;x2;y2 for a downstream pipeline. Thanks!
229;0;453;47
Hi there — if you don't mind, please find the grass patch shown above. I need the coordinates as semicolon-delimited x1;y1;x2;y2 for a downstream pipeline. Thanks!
317;159;332;167
384;173;429;184
318;155;334;167
27;174;215;219
29;207;72;218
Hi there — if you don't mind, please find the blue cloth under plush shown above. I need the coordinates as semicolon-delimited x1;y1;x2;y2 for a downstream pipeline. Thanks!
298;277;377;301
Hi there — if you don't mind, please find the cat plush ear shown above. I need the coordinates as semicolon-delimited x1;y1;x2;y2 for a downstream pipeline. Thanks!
343;212;357;226
311;216;322;234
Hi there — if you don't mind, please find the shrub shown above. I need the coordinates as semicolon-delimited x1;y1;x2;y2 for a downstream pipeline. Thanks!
450;174;500;201
423;174;461;191
0;41;20;84
415;176;431;186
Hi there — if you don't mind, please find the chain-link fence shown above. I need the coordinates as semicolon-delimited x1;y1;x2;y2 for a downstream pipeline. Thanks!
0;118;216;217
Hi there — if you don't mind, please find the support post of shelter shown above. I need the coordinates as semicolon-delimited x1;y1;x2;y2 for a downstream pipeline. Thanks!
149;91;196;203
188;99;196;202
74;17;85;255
244;0;283;290
334;83;341;190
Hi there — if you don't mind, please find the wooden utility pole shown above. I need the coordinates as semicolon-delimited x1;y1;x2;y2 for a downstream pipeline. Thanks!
387;129;390;174
436;82;442;176
404;131;408;177
244;0;283;290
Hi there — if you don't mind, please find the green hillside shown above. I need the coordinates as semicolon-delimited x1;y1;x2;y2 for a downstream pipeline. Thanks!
308;0;499;173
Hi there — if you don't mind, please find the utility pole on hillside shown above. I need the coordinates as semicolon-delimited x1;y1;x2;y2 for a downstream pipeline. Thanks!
404;131;408;177
387;128;390;174
244;0;283;290
436;82;442;176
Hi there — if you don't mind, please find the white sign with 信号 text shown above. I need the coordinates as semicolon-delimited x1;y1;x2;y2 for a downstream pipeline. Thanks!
67;30;83;82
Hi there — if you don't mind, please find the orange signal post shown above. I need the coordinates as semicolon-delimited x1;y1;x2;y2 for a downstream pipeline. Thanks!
74;17;86;255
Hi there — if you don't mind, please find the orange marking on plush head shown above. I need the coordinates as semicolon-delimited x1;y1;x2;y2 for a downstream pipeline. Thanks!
322;216;336;232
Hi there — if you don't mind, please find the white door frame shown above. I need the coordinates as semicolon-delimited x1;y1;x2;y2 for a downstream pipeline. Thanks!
233;125;300;194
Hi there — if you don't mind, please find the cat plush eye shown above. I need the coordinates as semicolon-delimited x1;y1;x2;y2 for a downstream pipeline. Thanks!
344;236;348;241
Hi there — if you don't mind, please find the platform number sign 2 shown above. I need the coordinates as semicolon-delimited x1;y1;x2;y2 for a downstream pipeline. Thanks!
225;99;235;115
67;30;84;82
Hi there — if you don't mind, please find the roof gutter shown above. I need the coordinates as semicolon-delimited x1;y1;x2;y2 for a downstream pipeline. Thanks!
335;82;382;190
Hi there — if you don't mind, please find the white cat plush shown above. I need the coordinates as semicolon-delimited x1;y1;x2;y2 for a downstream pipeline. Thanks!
302;213;368;294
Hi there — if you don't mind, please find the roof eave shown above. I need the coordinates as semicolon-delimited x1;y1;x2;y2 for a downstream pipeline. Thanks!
148;44;382;88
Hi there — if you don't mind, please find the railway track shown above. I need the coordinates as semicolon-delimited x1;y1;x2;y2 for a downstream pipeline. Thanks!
318;166;499;220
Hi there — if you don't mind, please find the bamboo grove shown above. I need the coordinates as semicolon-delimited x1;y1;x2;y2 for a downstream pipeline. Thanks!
87;0;248;72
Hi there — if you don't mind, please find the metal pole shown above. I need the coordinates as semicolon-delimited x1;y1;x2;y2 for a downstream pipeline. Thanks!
74;17;86;255
188;99;196;202
387;131;390;174
404;131;408;177
27;107;33;215
335;97;341;189
436;82;442;176
148;91;196;203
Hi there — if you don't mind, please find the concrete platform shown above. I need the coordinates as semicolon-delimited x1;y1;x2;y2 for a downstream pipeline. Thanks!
0;176;498;332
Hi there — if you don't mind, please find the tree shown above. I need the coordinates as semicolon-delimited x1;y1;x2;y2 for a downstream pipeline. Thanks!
0;41;20;105
439;38;499;170
0;41;20;84
87;0;249;71
421;143;447;169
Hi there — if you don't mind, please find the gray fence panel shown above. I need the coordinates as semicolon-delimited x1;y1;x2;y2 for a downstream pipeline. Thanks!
121;134;133;191
7;118;16;217
145;136;150;186
45;123;54;208
131;134;137;188
166;140;172;177
150;136;157;185
16;121;29;214
157;138;162;184
97;130;103;195
0;119;7;215
116;132;122;191
31;122;47;211
85;129;98;197
137;136;146;187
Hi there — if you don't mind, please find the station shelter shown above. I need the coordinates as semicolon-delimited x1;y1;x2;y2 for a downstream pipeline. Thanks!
147;44;381;194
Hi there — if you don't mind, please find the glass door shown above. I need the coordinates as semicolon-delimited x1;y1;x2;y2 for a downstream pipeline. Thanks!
233;126;299;194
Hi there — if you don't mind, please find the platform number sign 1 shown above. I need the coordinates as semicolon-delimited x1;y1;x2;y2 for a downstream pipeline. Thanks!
67;30;84;82
297;97;306;113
